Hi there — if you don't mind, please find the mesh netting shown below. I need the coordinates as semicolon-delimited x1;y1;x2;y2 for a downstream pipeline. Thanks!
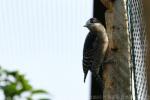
127;0;148;100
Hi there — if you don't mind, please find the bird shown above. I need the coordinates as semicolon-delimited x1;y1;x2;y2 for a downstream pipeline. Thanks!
83;18;109;83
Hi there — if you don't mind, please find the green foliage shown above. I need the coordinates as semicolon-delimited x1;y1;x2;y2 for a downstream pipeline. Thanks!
0;67;50;100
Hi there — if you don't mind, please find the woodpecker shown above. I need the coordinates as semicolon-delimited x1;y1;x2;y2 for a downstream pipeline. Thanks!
83;18;109;83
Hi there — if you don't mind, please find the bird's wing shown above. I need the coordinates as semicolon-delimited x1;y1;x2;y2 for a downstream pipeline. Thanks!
83;32;97;81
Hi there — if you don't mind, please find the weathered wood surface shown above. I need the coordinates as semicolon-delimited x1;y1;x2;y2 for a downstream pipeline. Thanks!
100;0;132;99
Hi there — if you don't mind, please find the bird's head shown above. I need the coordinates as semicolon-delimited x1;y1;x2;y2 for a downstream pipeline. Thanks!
84;18;106;33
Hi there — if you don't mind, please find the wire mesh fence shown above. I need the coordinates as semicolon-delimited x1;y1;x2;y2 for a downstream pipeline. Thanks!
127;0;148;100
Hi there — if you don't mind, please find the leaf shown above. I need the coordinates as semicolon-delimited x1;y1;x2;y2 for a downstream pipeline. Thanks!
39;98;51;100
26;97;32;100
31;89;48;94
0;67;50;99
3;83;18;97
18;75;32;91
22;80;32;91
7;71;19;77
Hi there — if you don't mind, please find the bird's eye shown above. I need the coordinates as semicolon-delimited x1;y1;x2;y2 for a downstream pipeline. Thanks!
90;18;98;23
90;19;94;23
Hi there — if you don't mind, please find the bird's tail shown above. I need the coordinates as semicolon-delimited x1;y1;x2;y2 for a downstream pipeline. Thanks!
84;71;88;83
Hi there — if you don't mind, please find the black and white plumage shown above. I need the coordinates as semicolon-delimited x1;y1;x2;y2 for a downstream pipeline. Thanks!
83;18;109;82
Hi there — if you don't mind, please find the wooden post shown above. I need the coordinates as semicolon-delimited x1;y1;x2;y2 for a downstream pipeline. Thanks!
101;0;132;99
143;0;150;99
